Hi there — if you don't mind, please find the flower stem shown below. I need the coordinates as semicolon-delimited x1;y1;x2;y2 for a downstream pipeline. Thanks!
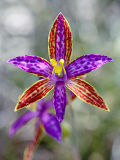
68;95;82;160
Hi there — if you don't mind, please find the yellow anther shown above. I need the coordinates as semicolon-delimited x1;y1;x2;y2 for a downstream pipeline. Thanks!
59;59;66;74
50;58;66;75
50;59;57;66
59;59;64;65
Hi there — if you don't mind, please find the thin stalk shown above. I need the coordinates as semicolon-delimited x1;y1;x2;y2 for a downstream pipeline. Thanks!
68;95;82;160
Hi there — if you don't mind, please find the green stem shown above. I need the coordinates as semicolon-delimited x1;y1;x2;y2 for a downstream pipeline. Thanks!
68;95;82;160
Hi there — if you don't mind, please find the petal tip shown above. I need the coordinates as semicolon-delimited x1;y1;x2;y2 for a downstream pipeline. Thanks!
54;133;62;144
56;115;64;123
106;108;110;112
100;105;110;112
7;59;16;65
14;105;18;112
7;59;11;63
14;108;17;112
108;57;114;62
14;104;22;112
9;128;15;137
57;138;62;144
103;103;110;112
58;12;64;17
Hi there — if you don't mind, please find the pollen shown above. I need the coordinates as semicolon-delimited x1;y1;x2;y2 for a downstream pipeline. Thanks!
50;59;66;75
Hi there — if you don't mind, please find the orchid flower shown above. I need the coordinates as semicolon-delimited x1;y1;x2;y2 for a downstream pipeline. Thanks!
10;99;61;160
10;91;77;160
8;13;113;122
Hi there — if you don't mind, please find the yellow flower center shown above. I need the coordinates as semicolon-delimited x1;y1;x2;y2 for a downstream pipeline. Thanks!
50;59;66;75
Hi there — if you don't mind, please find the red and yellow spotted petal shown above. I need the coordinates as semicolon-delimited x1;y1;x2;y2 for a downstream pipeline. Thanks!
15;78;54;111
23;125;42;160
63;15;72;65
66;78;109;111
48;15;58;60
48;12;72;65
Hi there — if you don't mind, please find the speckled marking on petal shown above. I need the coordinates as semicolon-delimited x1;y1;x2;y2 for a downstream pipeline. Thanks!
66;54;113;78
55;14;66;62
53;81;66;122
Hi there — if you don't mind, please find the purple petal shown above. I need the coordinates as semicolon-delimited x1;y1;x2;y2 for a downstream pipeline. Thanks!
53;81;66;122
41;113;62;143
65;54;113;78
8;55;53;78
9;111;37;137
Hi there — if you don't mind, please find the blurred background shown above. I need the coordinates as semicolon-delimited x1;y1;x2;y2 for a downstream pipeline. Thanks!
0;0;120;159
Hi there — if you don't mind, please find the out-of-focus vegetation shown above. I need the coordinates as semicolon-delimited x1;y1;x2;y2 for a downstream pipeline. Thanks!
0;0;120;159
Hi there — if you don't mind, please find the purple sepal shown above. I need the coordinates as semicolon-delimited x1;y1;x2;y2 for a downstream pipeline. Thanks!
9;111;37;137
56;14;65;62
8;55;53;78
36;99;53;113
53;81;66;123
41;113;62;143
66;54;113;78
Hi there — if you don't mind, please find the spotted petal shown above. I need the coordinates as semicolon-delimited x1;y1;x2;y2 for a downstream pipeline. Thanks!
9;111;37;137
24;123;42;160
53;81;66;122
48;13;72;65
66;54;113;78
67;75;86;103
66;78;109;111
8;55;53;78
41;113;61;143
15;78;54;111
